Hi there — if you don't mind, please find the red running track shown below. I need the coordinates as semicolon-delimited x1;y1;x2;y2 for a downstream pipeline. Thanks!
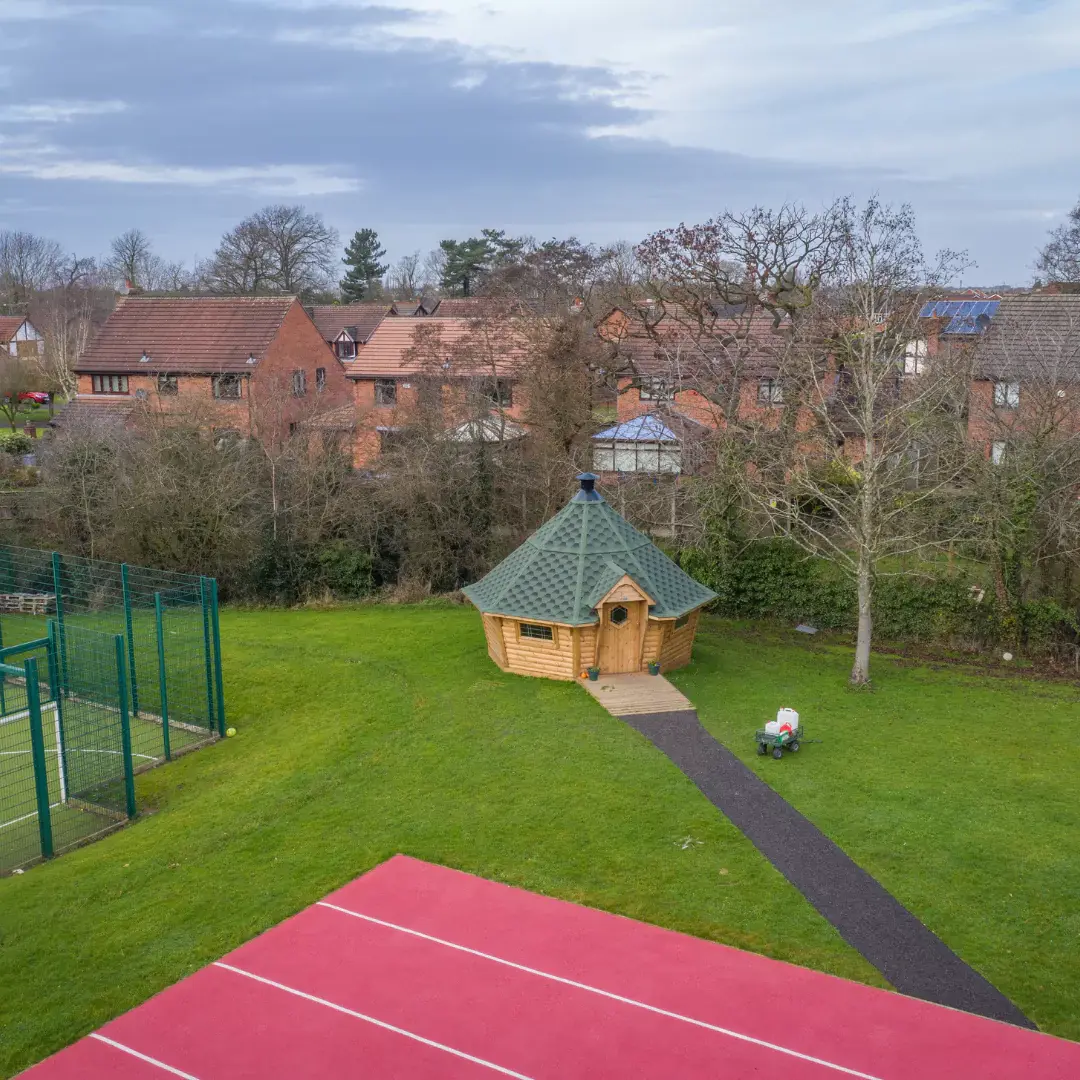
21;854;1080;1079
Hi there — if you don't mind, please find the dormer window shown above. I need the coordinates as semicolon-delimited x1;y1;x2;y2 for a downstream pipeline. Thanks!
246;353;257;366
139;351;151;364
335;333;357;360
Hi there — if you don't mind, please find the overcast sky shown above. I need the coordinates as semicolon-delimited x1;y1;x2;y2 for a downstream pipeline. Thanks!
1;0;1077;284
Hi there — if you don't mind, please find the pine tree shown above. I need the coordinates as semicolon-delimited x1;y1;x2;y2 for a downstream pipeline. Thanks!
340;228;388;302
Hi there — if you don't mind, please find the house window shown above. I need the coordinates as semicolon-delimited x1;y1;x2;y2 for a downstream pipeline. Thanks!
292;369;307;398
91;374;129;394
609;605;629;626
638;377;673;401
157;374;178;396
520;623;554;641
674;614;691;630
212;374;242;400
758;378;783;405
335;337;356;360
993;381;1019;409
991;441;1007;465
904;340;927;375
316;367;326;393
375;379;397;407
481;379;513;407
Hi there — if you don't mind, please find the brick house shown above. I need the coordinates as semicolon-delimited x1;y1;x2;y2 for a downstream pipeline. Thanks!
66;296;350;438
960;294;1080;462
0;316;45;360
341;313;526;466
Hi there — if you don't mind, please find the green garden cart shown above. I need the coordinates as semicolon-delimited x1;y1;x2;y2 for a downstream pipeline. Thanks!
755;725;803;760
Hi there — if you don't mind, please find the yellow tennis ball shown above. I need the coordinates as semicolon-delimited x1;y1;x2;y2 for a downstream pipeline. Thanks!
226;727;237;738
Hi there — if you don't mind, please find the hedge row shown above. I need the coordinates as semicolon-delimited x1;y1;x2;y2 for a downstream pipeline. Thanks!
677;538;1078;652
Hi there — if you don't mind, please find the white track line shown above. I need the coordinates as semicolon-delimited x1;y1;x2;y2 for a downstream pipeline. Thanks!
317;901;884;1080
88;1034;201;1079
214;961;534;1079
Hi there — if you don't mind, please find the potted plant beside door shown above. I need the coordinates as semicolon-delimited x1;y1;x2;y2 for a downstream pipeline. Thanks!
587;665;601;681
648;659;661;676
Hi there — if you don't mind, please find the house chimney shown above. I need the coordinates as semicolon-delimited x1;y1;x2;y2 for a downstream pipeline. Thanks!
573;472;602;502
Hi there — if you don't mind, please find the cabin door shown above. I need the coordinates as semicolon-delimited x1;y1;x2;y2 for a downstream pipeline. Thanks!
597;600;646;673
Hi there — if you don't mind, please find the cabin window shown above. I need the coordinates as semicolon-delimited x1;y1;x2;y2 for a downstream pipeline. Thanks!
157;374;178;396
212;374;242;400
375;378;397;407
292;369;307;397
91;374;128;394
993;381;1019;409
758;378;784;405
674;613;691;630
519;623;554;641
316;367;326;392
609;605;629;626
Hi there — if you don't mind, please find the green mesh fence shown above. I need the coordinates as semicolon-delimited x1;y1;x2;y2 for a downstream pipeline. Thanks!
0;547;225;874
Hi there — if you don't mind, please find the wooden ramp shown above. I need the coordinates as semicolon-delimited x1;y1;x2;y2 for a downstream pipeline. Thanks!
579;672;694;717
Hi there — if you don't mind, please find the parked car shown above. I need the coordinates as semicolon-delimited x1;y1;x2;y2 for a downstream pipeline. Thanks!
17;392;49;406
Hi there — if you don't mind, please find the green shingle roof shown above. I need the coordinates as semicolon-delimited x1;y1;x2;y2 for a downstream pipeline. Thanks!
463;478;716;625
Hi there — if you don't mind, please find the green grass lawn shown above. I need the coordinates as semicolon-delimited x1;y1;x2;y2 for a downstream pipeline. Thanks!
0;608;1078;1076
671;622;1080;1041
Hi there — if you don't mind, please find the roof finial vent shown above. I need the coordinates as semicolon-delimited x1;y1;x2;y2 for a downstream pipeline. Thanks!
573;472;602;502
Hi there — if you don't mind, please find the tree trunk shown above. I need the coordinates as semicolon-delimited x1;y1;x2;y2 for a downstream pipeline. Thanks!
851;554;872;686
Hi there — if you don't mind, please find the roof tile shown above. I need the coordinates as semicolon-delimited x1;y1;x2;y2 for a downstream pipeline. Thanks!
76;296;298;374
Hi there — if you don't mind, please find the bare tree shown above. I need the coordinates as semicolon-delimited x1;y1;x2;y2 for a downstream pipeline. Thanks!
742;198;969;685
106;229;154;289
0;356;39;429
387;251;421;298
31;255;112;399
1036;197;1080;284
0;230;62;311
203;205;338;300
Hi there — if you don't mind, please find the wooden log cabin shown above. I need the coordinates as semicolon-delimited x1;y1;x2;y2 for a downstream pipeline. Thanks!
463;473;716;680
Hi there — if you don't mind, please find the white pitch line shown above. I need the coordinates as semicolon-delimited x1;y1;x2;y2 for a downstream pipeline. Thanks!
88;1034;201;1079
213;961;535;1079
317;902;885;1080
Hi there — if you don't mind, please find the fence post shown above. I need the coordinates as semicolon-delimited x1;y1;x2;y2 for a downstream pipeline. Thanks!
46;619;69;798
199;577;215;731
25;657;54;859
114;635;137;820
0;617;5;716
120;564;140;717
50;551;69;693
154;593;171;761
210;578;226;737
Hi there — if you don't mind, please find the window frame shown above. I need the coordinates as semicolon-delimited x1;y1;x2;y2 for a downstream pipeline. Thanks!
156;373;179;396
315;367;326;393
91;374;129;394
637;377;674;402
518;622;556;643
481;378;513;408
673;613;691;630
335;337;357;361
757;377;784;405
212;374;243;400
609;605;630;627
993;381;1020;410
292;369;307;398
903;339;927;376
991;440;1007;465
374;378;397;407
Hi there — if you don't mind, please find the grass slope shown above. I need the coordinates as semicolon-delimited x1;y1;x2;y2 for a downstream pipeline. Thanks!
673;620;1080;1040
0;606;875;1078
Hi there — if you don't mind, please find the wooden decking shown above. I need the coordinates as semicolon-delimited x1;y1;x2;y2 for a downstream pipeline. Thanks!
578;672;694;717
